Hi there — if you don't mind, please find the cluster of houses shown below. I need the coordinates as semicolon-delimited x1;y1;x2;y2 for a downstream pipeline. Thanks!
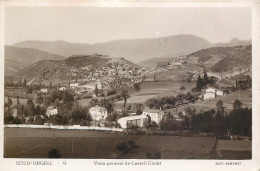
44;104;166;129
73;57;147;83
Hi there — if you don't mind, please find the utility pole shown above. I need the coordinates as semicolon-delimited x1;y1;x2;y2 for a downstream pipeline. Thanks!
72;138;74;153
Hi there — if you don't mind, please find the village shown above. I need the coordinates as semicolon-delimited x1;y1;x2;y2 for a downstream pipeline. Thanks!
4;63;251;132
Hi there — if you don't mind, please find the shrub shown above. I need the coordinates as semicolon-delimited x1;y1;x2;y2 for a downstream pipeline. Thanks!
48;149;61;158
116;142;128;153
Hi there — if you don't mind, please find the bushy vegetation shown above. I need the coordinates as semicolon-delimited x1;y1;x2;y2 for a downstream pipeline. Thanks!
146;151;162;159
115;139;138;154
159;100;252;137
145;92;197;110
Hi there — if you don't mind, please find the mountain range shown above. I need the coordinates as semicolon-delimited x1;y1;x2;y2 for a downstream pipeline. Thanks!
12;34;213;63
5;34;251;78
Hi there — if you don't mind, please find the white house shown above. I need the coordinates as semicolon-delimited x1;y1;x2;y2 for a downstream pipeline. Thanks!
117;115;148;129
142;108;165;125
59;87;66;91
89;106;108;121
70;83;79;89
203;87;224;100
206;87;216;94
204;92;216;100
46;106;58;117
40;88;48;93
216;89;224;96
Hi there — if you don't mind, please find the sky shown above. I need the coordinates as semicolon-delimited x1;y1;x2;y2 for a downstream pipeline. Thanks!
5;7;252;45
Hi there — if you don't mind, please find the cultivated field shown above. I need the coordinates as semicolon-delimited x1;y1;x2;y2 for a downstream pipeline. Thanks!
216;140;252;159
5;128;217;159
116;81;194;105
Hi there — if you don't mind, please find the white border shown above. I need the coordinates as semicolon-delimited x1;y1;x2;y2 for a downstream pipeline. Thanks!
0;1;259;171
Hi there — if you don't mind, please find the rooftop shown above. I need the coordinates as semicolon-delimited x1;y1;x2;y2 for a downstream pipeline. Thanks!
143;107;162;113
118;115;147;121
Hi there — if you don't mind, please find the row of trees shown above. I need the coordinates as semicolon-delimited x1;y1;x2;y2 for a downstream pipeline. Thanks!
196;69;216;91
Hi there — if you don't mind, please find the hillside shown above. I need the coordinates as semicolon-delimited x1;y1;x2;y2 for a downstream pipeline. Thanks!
138;57;177;69
5;46;66;76
188;45;252;72
15;55;140;85
214;38;251;47
13;35;213;63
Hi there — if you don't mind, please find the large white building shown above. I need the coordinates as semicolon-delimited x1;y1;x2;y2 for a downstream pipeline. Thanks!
89;106;108;121
117;115;148;129
142;108;165;125
46;106;58;117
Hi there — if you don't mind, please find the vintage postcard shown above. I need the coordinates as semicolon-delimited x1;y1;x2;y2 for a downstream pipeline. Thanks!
0;0;259;171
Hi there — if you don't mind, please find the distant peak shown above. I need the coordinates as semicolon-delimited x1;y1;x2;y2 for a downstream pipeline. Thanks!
230;38;241;43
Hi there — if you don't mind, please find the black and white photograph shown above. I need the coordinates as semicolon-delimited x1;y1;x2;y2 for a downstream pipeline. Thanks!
1;1;259;170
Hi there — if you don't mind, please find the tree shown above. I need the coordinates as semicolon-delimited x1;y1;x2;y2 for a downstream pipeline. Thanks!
116;142;128;153
23;79;27;87
136;105;143;115
35;115;44;125
7;96;12;110
35;94;43;104
48;149;61;158
134;83;140;92
216;100;224;114
26;99;35;116
196;75;204;91
17;104;26;116
28;116;34;124
94;84;98;96
120;89;129;108
16;96;20;109
233;99;242;109
143;115;152;128
26;86;33;94
203;68;208;86
180;86;186;91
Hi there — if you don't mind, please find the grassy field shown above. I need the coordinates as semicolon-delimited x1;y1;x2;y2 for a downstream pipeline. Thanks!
216;140;252;159
5;128;218;159
78;98;92;107
4;128;139;158
116;81;194;105
190;89;252;110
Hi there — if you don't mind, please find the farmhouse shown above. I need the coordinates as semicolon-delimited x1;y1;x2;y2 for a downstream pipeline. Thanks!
89;106;108;121
46;106;58;117
204;87;224;100
117;115;148;129
59;87;66;91
142;108;164;125
70;83;79;89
